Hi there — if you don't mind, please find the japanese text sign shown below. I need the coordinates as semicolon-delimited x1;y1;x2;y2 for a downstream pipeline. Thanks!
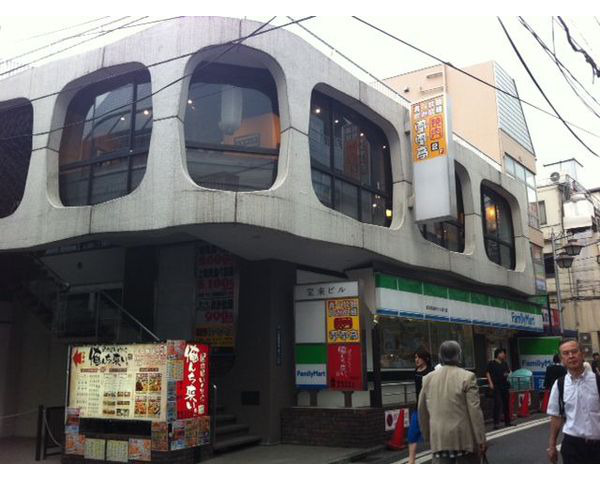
326;298;360;343
411;95;448;163
177;343;210;418
327;344;365;391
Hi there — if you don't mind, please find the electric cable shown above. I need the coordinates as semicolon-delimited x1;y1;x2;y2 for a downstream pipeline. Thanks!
557;16;600;79
519;17;600;118
0;17;148;78
497;17;599;157
1;16;126;65
0;16;316;143
286;16;410;104
351;16;600;142
10;16;111;43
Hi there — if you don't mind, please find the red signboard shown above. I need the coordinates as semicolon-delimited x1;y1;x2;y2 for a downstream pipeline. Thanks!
327;344;364;391
177;343;210;418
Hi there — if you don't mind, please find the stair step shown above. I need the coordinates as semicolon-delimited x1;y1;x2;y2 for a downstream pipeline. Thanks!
215;423;249;436
213;434;261;453
215;413;236;425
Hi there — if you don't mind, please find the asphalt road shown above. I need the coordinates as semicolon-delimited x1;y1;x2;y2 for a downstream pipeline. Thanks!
351;414;561;464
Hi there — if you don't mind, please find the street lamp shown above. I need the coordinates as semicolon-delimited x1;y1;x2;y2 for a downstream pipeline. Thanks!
551;232;583;334
563;239;583;257
556;252;575;269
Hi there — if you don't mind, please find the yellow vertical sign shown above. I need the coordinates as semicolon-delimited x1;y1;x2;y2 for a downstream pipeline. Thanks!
326;298;360;343
411;94;448;163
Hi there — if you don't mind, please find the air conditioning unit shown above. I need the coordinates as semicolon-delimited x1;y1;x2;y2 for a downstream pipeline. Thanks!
563;193;595;232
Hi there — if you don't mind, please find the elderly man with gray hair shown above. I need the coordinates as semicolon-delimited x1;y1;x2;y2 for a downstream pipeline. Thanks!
418;340;487;463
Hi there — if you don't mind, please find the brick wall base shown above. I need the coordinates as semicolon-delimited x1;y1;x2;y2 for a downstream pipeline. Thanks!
281;407;391;448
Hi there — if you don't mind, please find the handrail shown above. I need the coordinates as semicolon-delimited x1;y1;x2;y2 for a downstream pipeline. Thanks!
98;290;161;342
28;254;70;291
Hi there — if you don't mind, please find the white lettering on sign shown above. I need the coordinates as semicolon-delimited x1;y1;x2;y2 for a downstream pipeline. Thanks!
294;282;358;301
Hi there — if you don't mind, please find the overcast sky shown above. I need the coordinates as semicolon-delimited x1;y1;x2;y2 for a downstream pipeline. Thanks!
1;9;599;188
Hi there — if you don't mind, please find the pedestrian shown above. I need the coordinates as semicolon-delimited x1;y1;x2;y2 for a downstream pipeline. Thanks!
407;348;434;464
544;354;566;390
592;352;600;375
486;348;514;429
418;340;487;464
547;339;600;464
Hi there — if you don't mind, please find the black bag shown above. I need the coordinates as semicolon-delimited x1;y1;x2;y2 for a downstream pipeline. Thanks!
557;372;600;417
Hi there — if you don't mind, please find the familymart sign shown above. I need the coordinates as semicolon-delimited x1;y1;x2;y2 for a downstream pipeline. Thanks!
375;274;543;332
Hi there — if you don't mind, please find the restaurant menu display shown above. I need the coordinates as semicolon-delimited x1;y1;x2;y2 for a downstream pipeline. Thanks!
68;341;209;423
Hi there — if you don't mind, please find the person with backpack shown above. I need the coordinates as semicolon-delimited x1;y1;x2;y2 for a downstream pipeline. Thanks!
547;339;600;464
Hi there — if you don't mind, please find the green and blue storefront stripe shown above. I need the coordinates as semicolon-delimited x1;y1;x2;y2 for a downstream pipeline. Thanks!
375;273;543;332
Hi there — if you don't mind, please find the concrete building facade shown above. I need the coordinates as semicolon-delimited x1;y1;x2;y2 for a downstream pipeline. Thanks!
0;17;542;449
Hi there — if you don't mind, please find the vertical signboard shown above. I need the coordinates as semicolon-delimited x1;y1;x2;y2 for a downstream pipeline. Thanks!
518;337;561;390
195;243;237;350
327;344;364;391
177;343;210;418
411;94;457;222
326;298;360;343
294;282;366;391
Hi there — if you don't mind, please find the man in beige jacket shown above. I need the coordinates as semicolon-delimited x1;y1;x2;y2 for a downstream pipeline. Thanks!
418;340;487;464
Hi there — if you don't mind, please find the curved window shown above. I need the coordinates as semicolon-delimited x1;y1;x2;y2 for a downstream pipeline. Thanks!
481;186;515;269
184;62;280;191
419;173;465;252
59;70;152;206
309;91;392;227
0;101;32;217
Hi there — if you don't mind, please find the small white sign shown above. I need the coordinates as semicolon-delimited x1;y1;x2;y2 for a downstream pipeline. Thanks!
384;408;410;431
296;364;327;388
294;282;358;301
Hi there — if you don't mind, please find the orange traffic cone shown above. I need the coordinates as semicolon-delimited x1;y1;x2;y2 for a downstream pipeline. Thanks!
387;409;406;450
541;390;550;413
509;391;517;420
518;391;530;417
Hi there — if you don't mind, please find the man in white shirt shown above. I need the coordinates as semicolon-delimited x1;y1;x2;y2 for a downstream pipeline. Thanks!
547;339;600;464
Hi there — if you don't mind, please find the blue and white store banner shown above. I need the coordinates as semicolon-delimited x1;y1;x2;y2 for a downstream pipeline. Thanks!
375;274;543;332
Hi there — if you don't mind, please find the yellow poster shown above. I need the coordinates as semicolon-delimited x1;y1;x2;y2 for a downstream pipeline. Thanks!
411;95;448;163
326;298;360;343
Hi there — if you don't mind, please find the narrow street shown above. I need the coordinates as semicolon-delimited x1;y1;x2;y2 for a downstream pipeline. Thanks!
394;414;558;464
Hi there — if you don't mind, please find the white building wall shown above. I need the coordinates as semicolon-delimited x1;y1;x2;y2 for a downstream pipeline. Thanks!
0;16;536;297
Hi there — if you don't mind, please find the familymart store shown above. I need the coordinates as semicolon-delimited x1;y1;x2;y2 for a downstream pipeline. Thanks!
286;269;543;447
373;272;544;376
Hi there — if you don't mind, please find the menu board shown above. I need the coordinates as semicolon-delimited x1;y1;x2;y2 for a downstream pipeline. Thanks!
68;344;168;421
195;243;237;349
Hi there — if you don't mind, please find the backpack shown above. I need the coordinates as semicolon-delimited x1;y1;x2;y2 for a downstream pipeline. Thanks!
557;372;600;417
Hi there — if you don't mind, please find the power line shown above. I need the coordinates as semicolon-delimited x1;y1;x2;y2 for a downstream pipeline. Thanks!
0;16;316;143
0;17;149;78
1;17;133;67
497;17;599;157
286;16;410;104
9;16;111;43
518;17;600;119
351;16;600;142
557;16;600;80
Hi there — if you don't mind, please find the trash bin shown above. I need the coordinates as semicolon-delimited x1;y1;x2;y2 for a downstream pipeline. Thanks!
509;368;534;391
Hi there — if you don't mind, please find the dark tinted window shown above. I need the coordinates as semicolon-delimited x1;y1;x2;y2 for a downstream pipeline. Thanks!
184;63;280;192
59;70;152;206
481;186;515;269
309;91;392;227
0;101;33;217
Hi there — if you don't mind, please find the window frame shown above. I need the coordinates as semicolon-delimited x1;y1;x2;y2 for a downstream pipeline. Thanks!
481;185;516;269
59;70;152;206
419;172;465;252
538;200;547;225
309;91;392;227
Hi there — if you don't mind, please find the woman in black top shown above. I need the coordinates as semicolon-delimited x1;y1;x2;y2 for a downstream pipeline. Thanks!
408;348;434;463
